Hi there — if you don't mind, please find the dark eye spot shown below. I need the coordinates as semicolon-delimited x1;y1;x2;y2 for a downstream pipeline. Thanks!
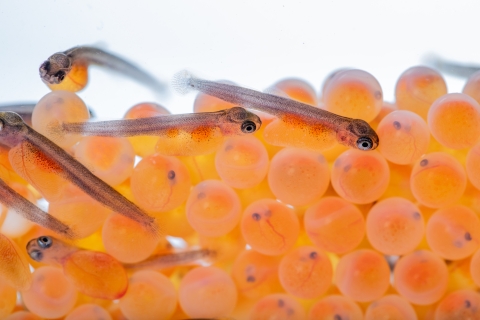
375;91;382;99
393;121;401;130
252;213;261;221
55;70;66;82
465;232;472;241
241;120;256;134
413;212;421;220
167;170;175;180
309;251;318;259
334;315;343;320
466;300;471;308
37;236;52;249
420;159;428;167
246;275;255;282
42;60;51;71
277;299;285;307
29;250;43;261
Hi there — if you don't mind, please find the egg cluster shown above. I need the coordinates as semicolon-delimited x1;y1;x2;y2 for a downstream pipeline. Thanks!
1;52;480;320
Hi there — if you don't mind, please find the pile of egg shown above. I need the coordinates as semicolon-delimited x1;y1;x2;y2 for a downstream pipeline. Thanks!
1;54;480;320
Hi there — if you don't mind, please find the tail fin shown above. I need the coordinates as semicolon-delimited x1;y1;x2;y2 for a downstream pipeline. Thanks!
172;70;196;95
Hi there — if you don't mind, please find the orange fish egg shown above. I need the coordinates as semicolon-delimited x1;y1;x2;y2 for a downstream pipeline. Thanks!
331;149;390;204
410;152;467;208
334;249;390;302
323;69;383;122
231;250;282;300
186;179;241;237
428;93;480;149
74;136;135;186
120;270;177;320
215;136;269;189
268;147;330;206
365;295;417;320
240;199;300;256
32;90;90;149
393;250;448;305
463;70;480;105
249;293;306;320
434;289;480;320
426;205;480;260
395;66;447;119
366;197;425;255
124;102;170;157
377;110;430;165
278;246;333;299
308;295;363;320
131;153;191;213
271;78;318;106
179;266;237;318
21;266;77;319
304;196;365;254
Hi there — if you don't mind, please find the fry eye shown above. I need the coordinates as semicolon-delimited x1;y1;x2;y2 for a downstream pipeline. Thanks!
37;236;53;249
55;70;66;82
241;120;256;134
356;137;373;150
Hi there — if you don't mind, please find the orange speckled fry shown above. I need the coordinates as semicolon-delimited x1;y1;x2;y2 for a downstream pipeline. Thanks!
0;233;32;290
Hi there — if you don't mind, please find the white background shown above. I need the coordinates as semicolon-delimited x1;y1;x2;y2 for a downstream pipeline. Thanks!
0;0;478;119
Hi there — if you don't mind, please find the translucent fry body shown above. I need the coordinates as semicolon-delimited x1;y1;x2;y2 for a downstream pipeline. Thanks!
174;71;379;151
39;46;167;94
0;112;157;235
26;235;128;300
59;107;261;156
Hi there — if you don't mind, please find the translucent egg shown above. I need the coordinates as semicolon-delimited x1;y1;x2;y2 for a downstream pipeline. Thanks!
365;295;417;320
307;295;363;320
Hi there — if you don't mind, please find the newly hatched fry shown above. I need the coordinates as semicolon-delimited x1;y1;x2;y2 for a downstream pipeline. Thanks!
26;235;128;299
58;107;261;156
173;71;379;151
125;248;216;270
0;112;158;235
0;178;74;238
39;46;167;94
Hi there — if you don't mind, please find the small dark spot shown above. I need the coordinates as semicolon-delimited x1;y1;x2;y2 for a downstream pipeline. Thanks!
335;158;342;167
197;192;206;199
252;213;261;221
167;170;175;180
343;164;351;172
466;299;471;308
420;159;428;167
246;275;255;282
225;145;234;151
375;91;382;99
413;212;421;220
393;121;401;130
334;314;342;320
29;250;43;261
277;299;285;307
465;232;472;241
309;251;318;259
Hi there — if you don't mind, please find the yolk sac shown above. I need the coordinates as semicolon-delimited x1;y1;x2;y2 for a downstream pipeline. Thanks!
0;233;32;290
271;77;318;106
